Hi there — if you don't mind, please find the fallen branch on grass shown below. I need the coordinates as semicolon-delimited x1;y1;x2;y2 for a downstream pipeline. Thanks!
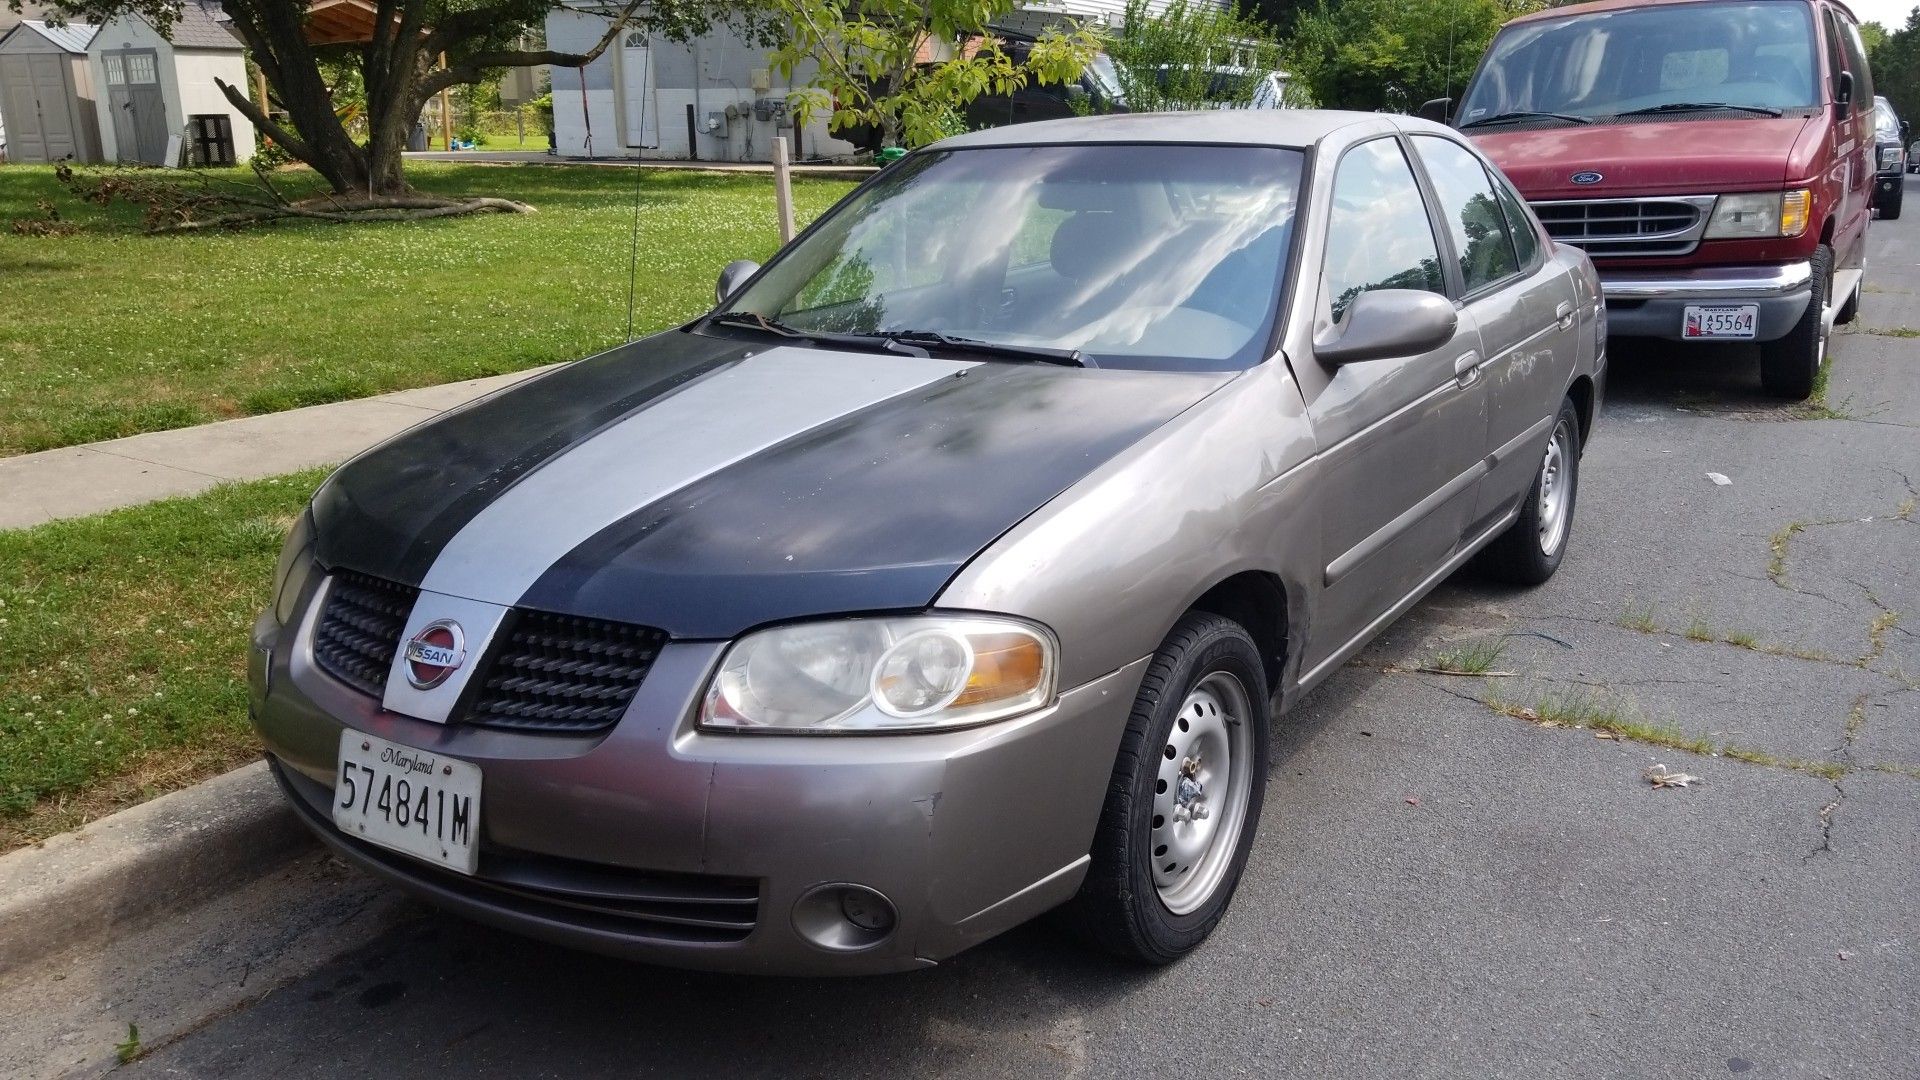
151;195;534;232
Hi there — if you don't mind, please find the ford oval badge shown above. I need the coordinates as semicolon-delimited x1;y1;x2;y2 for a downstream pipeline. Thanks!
1571;171;1604;185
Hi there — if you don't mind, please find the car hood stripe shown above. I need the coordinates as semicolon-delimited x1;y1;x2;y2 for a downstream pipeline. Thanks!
415;347;976;605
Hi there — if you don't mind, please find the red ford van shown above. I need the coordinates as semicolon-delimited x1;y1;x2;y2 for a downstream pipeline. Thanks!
1434;0;1875;399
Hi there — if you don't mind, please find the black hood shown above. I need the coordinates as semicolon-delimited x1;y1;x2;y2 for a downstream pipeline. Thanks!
314;330;1230;638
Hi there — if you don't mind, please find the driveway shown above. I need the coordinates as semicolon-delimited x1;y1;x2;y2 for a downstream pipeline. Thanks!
104;186;1920;1078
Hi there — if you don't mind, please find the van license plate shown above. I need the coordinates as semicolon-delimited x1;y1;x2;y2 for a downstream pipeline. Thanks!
333;730;481;875
1683;304;1758;339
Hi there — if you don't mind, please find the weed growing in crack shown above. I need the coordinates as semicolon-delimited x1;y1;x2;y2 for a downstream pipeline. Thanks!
1481;687;1852;778
1419;639;1508;676
1617;599;1661;634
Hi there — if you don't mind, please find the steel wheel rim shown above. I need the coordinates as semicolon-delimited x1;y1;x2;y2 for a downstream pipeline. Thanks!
1150;671;1254;915
1537;418;1573;556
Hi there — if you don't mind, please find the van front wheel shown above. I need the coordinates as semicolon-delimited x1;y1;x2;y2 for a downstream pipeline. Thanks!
1759;244;1831;401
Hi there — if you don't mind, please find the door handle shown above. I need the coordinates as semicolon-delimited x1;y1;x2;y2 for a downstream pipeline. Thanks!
1555;301;1576;329
1454;350;1481;385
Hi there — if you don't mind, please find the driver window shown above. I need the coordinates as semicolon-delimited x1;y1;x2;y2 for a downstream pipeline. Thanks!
1324;138;1446;323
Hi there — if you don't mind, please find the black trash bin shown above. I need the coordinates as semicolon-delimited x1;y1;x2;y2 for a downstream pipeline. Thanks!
408;120;428;152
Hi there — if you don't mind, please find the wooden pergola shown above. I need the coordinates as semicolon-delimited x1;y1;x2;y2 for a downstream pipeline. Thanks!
303;0;387;46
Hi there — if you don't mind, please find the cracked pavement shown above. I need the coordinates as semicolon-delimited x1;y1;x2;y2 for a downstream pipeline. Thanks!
13;203;1920;1079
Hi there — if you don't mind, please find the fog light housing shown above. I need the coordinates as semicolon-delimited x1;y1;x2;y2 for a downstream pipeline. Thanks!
792;883;898;952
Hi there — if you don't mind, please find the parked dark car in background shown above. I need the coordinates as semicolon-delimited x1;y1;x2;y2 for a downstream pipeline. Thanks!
252;111;1604;976
1430;0;1876;401
1873;95;1907;218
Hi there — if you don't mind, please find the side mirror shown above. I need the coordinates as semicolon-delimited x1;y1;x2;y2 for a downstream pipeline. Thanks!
714;259;760;306
1902;121;1911;142
1418;97;1454;124
1066;84;1089;103
1317;290;1458;366
1836;70;1854;109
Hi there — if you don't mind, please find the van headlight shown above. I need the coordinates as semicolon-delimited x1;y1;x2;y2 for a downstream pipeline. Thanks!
700;615;1057;733
1705;190;1809;239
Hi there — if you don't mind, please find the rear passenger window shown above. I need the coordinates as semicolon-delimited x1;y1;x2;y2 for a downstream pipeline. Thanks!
1324;138;1445;322
1489;170;1541;267
1412;135;1521;294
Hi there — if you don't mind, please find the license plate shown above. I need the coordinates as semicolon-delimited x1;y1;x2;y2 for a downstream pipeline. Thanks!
1683;304;1759;339
333;730;482;875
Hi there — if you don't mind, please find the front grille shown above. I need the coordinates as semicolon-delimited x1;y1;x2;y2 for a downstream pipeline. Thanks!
312;570;419;697
464;610;668;734
1530;197;1713;257
274;761;760;944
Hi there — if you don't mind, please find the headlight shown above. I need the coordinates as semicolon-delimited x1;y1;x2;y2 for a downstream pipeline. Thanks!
701;615;1056;733
1705;190;1809;239
1880;146;1903;171
272;507;316;625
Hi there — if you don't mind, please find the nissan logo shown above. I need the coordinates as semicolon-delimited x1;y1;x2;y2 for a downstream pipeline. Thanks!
1571;171;1604;185
403;620;467;690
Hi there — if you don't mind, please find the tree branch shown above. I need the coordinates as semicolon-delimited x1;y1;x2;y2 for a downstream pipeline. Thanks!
215;76;314;161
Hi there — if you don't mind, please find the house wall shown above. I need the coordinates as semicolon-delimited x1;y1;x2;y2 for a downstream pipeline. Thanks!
87;17;253;163
547;7;856;162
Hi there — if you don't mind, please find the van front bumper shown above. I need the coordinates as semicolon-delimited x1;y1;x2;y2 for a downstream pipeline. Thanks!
1598;261;1812;342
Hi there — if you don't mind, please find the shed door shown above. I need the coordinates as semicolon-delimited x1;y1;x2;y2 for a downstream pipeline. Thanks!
1;55;78;162
620;30;656;148
104;49;168;164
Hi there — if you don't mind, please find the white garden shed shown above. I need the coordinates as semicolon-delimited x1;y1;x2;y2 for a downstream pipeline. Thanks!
85;0;254;165
0;19;103;163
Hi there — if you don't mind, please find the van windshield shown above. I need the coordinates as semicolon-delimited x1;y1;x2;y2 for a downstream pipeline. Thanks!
1458;1;1819;124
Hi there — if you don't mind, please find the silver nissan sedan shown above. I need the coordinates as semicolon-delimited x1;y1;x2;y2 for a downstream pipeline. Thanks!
252;111;1605;975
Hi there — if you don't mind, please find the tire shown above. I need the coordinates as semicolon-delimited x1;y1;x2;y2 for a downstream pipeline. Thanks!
1882;182;1904;220
1477;397;1582;586
1759;243;1831;401
1057;611;1271;964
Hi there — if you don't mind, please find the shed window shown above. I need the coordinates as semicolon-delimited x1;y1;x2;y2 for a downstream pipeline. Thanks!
188;114;236;166
103;53;125;85
126;52;157;84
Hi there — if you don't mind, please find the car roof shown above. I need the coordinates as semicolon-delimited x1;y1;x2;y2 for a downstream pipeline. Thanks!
1507;0;1845;27
934;110;1445;152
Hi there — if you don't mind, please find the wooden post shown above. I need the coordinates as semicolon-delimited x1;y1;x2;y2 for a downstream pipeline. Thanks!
773;135;795;244
438;53;454;150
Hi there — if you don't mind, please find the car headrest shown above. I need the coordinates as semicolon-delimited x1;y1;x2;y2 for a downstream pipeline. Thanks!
1049;210;1138;284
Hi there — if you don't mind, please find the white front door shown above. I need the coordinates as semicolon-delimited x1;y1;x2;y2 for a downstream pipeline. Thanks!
620;30;656;148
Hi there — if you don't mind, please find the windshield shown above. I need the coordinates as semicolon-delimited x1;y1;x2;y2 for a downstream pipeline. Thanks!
1876;99;1900;139
1458;1;1818;123
717;144;1302;371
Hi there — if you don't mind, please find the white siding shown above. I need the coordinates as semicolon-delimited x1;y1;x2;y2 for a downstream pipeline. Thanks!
547;7;855;162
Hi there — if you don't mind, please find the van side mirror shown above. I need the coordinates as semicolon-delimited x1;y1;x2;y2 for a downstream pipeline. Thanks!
1836;70;1854;109
714;259;760;306
1418;97;1454;124
1316;290;1458;366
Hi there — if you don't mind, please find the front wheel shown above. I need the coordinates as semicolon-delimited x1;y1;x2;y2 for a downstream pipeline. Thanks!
1477;397;1582;586
1759;244;1831;400
1057;612;1271;964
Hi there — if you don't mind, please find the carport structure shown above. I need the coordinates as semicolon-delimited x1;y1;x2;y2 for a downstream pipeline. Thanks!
0;19;102;163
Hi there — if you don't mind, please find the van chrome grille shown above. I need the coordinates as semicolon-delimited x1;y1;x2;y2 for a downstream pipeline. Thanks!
312;570;418;697
1529;196;1716;257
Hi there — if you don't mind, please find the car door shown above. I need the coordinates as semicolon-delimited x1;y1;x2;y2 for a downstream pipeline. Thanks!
1824;5;1873;271
1292;134;1490;670
1407;133;1579;538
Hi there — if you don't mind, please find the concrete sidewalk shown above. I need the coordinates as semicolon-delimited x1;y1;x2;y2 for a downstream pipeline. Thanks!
0;366;556;530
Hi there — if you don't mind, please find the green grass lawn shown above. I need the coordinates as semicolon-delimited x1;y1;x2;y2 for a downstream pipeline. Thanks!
0;470;328;848
0;162;853;456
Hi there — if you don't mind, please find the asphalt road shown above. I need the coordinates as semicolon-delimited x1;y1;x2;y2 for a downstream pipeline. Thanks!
76;186;1920;1078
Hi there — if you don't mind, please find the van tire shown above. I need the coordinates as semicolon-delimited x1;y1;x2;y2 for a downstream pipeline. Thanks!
1760;244;1830;401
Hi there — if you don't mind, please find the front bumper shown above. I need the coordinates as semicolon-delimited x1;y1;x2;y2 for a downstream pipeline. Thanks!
249;595;1145;976
1875;171;1904;203
1598;261;1811;342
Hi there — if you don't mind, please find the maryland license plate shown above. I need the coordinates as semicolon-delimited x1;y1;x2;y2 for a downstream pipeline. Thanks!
1682;304;1759;339
333;730;481;875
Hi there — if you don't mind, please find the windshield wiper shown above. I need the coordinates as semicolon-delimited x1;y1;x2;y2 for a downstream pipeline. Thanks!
887;330;1087;368
1614;102;1783;118
706;311;931;357
1459;110;1594;129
